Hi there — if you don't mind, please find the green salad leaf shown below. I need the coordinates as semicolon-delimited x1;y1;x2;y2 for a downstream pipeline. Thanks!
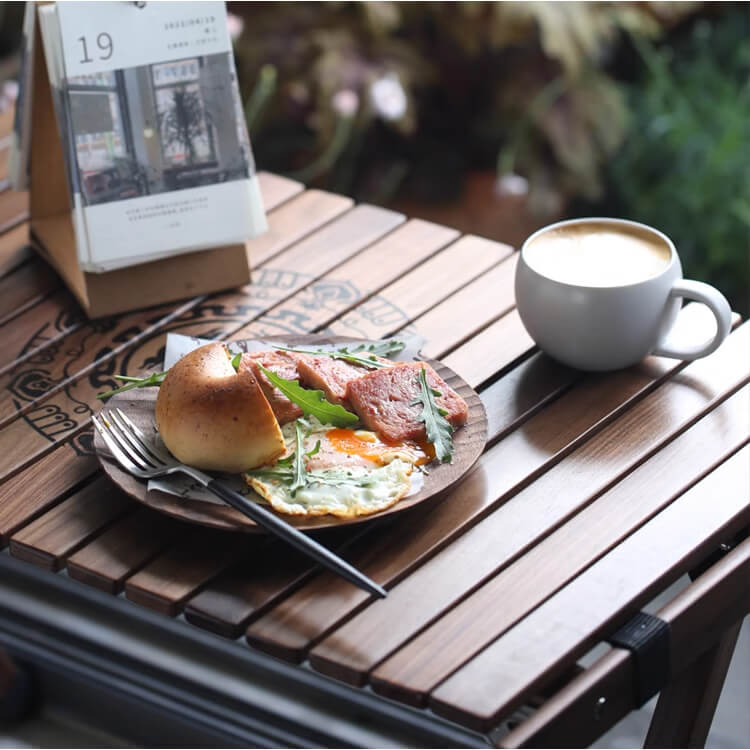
246;467;374;488
274;338;405;370
257;365;358;427
97;371;168;400
230;352;242;371
411;367;454;463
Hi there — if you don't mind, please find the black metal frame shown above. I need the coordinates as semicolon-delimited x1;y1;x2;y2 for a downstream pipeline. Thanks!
0;551;490;748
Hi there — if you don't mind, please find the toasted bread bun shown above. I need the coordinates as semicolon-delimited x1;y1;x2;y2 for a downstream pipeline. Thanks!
155;343;285;472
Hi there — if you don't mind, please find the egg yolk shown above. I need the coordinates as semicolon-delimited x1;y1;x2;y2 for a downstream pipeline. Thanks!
325;428;434;466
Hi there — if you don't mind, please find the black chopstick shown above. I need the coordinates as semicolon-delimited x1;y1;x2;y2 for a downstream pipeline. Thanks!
206;479;387;598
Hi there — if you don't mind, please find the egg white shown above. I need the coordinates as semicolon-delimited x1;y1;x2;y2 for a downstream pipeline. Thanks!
244;417;419;517
246;459;413;517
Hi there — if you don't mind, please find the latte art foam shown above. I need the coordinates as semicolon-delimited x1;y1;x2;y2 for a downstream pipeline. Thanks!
525;222;671;287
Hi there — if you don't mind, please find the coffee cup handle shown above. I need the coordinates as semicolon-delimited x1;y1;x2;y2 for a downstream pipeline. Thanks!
652;279;732;360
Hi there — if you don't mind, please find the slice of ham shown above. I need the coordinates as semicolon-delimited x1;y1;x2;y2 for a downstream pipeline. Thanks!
346;362;468;443
295;354;390;411
240;351;306;425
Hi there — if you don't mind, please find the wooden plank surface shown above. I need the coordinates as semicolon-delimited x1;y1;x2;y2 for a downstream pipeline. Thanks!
370;384;750;705
67;507;178;594
243;317;737;664
0;222;31;278
0;432;98;545
327;234;512;342
0;289;84;376
306;323;749;685
124;529;250;616
233;218;460;341
254;171;304;211
9;475;133;570
0;189;29;233
0;258;60;327
429;445;750;730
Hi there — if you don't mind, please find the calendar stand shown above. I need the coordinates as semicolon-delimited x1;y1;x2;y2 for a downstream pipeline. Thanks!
27;20;253;319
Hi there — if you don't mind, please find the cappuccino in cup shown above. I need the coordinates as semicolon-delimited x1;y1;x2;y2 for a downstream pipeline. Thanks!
523;222;671;287
515;218;732;371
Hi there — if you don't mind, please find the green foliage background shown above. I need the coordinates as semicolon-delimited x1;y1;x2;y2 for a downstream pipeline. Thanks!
585;6;750;315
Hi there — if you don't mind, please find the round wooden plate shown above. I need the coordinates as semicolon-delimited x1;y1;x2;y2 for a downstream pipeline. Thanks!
95;336;488;533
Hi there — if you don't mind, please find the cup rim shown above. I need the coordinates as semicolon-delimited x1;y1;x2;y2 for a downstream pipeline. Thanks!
520;216;677;290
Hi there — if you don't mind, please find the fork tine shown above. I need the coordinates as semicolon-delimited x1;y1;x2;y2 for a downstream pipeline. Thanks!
108;409;165;468
105;410;158;470
115;408;172;464
92;415;146;475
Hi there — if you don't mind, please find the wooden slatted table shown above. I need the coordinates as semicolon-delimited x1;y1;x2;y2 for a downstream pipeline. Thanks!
0;137;748;747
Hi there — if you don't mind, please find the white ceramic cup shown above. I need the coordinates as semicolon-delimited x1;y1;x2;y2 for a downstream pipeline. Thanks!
515;217;732;371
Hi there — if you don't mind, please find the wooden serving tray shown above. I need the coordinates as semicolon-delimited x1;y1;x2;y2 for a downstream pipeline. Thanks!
94;336;488;533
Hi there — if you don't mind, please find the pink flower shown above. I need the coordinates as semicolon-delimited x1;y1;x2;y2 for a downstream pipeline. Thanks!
226;13;244;41
332;89;360;118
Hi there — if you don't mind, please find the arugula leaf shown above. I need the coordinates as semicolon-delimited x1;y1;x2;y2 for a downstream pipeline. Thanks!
246;467;374;488
306;440;321;458
97;371;168;400
274;338;405;370
411;367;454;463
230;352;242;371
257;365;358;427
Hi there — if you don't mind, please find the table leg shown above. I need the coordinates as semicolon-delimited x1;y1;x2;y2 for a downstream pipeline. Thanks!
644;619;743;748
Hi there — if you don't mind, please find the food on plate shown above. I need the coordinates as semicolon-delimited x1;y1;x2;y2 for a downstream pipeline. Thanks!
294;353;390;410
347;362;468;442
242;350;304;424
155;342;285;473
105;337;471;518
245;417;431;517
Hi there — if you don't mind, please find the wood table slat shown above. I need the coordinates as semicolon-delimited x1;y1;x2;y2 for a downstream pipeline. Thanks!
255;204;405;283
242;322;719;663
327;234;512;341
183;543;312;637
67;507;179;594
417;252;519;360
124;529;250;616
9;475;133;570
370;384;750;705
0;189;29;233
233;218;459;341
307;323;750;686
429;444;750;730
247;189;353;268
255;171;304;211
0;258;60;327
442;309;534;388
0;434;98;545
0;290;84;375
0;222;31;279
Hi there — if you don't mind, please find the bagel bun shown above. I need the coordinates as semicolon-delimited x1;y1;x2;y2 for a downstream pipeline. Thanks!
155;343;285;472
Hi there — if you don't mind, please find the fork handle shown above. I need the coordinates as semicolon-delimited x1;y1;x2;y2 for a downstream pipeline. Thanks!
206;479;386;599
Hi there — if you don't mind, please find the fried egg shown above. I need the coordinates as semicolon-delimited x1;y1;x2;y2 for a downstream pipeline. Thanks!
244;418;429;517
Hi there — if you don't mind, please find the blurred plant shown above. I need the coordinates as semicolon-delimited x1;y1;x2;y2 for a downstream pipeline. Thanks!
230;2;697;214
159;88;210;166
589;6;750;314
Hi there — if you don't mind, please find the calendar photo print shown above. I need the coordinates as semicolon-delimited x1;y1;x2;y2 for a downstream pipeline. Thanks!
68;53;254;207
